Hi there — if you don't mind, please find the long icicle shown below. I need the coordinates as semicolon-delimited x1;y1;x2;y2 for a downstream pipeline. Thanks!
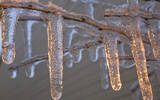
1;8;20;64
103;35;122;91
130;18;153;100
47;14;63;100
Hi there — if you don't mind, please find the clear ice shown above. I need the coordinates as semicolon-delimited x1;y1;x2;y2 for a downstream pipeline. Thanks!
130;18;153;100
47;14;63;100
1;8;20;64
103;35;122;91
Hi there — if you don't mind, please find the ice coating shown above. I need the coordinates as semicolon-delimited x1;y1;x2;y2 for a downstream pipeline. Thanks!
1;8;20;64
47;14;63;100
130;18;153;100
103;35;122;91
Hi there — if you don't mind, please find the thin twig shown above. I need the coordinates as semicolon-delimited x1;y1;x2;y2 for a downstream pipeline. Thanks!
0;2;154;45
9;39;103;70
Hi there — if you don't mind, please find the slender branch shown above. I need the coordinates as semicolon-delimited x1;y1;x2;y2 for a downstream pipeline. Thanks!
0;2;155;45
9;39;103;70
9;54;157;71
104;7;160;20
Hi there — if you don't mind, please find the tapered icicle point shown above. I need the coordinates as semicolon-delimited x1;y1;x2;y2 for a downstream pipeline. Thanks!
147;27;160;60
1;8;20;64
130;18;153;100
103;35;122;91
47;15;63;100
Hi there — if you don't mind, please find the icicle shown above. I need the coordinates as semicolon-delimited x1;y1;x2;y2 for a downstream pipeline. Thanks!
147;27;160;60
67;29;77;48
88;44;103;62
99;58;109;90
1;8;20;64
26;60;45;78
88;3;94;18
47;14;63;100
72;49;84;63
103;35;122;91
98;44;105;58
119;43;126;65
10;69;17;79
64;52;73;68
26;21;36;58
130;18;153;100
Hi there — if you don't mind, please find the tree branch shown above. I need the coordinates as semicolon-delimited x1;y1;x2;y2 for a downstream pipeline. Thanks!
0;2;154;45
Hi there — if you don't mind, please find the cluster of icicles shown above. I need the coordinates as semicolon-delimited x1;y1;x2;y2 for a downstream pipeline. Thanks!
0;1;160;100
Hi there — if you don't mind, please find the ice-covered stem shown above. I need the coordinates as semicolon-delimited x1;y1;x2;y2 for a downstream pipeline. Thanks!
130;18;153;100
103;35;122;91
46;14;63;100
1;8;20;64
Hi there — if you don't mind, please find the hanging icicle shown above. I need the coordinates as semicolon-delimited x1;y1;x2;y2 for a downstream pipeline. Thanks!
10;69;18;79
46;14;63;100
99;58;109;90
148;25;160;60
1;8;20;64
130;18;153;100
72;49;84;63
26;60;45;78
64;52;73;68
103;35;122;91
25;21;37;78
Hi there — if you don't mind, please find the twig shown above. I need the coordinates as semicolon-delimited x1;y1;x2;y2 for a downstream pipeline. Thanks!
0;2;154;45
9;39;103;70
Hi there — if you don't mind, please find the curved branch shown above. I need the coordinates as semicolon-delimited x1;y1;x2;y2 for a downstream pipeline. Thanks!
9;39;103;70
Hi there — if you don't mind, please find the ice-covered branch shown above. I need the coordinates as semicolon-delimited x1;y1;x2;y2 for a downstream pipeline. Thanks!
9;54;158;71
0;2;158;43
